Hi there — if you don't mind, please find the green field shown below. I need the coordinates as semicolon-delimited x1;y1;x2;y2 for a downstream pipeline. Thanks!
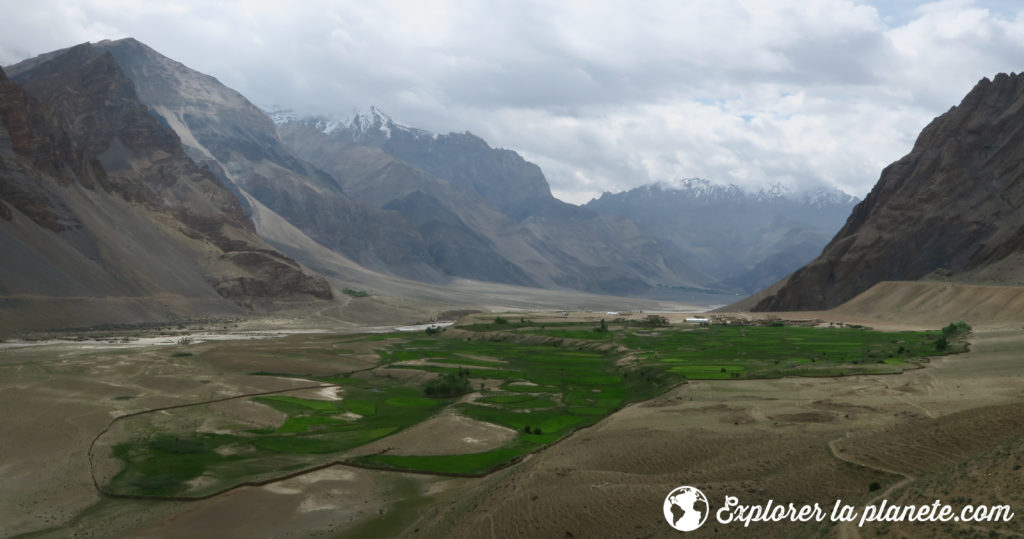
106;377;452;497
102;320;967;496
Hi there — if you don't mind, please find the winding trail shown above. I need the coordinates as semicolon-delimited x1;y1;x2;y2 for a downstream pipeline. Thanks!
827;434;915;539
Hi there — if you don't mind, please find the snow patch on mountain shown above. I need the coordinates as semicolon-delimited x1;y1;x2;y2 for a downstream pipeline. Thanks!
799;187;860;209
637;177;855;207
264;106;298;125
266;105;435;142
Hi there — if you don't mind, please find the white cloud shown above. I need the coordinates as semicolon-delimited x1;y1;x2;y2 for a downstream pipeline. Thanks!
2;0;1023;204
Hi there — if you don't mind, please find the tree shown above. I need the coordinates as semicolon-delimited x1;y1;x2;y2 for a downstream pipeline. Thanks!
941;321;971;337
595;318;609;333
642;314;668;327
423;367;472;398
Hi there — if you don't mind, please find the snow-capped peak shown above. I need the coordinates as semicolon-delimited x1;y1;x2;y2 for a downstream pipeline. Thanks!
347;105;394;137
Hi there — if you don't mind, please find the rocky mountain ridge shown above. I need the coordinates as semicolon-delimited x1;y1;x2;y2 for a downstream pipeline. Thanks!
274;106;712;295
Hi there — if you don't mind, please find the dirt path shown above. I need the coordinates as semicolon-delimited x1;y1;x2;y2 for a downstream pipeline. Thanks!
828;433;915;539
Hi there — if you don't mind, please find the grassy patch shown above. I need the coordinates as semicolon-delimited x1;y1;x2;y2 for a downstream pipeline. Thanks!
625;325;953;379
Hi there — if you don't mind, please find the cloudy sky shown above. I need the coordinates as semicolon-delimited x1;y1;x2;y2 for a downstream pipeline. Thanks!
3;0;1024;204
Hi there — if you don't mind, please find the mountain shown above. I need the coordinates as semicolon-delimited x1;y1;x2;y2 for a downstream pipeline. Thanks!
317;106;564;220
754;71;1024;311
0;45;331;329
6;38;451;284
274;107;712;295
8;38;713;298
585;178;859;293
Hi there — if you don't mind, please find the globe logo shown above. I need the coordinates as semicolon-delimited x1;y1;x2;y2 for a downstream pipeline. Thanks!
663;486;709;532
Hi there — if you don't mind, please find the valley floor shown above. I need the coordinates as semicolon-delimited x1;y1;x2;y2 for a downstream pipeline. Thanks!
2;282;1023;538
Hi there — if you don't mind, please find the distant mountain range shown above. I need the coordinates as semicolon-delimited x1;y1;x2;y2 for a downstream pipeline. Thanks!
755;72;1024;311
271;104;710;295
1;37;880;329
1;38;711;312
586;178;859;293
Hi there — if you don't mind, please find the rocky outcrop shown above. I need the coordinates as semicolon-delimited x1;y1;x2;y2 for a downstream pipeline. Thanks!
754;72;1024;311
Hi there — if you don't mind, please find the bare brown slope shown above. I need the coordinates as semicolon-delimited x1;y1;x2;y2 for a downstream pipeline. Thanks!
831;280;1024;329
756;72;1024;311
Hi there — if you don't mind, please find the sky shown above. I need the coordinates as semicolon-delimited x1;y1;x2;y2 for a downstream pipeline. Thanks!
2;1;1024;204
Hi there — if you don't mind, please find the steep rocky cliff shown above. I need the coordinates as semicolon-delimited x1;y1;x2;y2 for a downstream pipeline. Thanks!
754;72;1024;311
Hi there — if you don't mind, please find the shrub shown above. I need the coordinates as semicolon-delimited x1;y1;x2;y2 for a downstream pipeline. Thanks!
493;316;509;325
342;288;370;297
869;481;881;492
